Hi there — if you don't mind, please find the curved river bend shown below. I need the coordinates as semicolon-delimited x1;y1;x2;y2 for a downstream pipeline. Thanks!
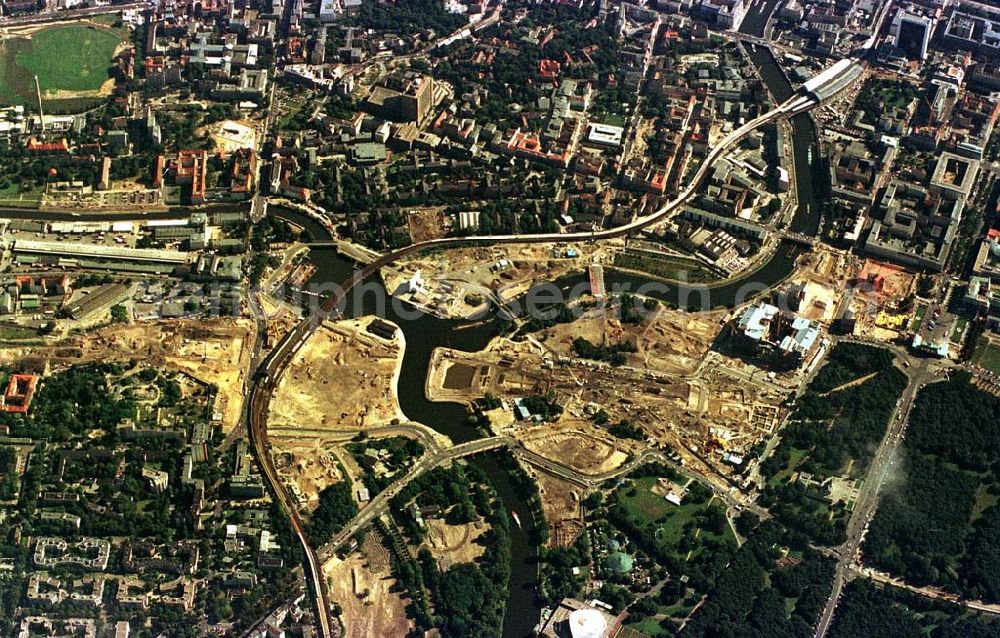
272;23;823;636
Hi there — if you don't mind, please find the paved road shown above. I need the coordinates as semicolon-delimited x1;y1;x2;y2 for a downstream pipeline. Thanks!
0;2;152;27
316;435;771;563
266;422;448;453
316;436;515;559
245;53;866;637
814;354;937;637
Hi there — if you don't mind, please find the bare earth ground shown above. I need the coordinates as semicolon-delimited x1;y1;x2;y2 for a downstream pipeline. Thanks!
421;516;488;570
532;471;585;548
537;306;723;375
326;531;413;638
384;241;620;319
520;425;631;475
270;318;403;430
0;318;254;431
406;207;448;243
259;294;302;344
270;439;345;512
197;118;261;153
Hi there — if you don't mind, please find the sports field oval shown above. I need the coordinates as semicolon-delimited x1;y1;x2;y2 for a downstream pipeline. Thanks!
0;22;125;105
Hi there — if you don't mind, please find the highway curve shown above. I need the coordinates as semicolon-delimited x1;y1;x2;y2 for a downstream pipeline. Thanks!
244;79;854;638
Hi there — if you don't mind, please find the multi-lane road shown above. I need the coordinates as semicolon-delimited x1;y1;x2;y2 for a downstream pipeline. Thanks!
316;435;769;561
0;2;153;27
245;56;871;638
317;436;514;559
813;354;938;638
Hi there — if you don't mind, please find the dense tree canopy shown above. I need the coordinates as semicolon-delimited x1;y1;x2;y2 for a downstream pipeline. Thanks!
864;372;1000;601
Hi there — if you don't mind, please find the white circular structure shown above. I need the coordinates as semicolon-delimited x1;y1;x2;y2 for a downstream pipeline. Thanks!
567;608;607;638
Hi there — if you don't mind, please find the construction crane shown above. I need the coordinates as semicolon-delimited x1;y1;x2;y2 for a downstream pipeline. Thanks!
34;75;44;138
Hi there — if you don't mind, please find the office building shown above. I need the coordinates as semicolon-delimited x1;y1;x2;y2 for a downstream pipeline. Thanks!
894;9;934;60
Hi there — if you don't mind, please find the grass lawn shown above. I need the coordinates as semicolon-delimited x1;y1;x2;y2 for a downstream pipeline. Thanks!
22;25;121;91
613;251;716;284
0;181;20;199
0;181;42;197
617;477;736;551
911;305;926;332
0;182;44;208
0;326;40;340
972;334;1000;375
602;113;626;127
618;476;673;522
972;480;999;521
89;13;123;27
767;447;808;488
952;316;969;343
628;617;667;637
0;23;123;105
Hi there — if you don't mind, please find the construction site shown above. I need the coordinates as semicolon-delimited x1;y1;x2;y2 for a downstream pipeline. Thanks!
425;302;790;491
847;258;920;340
269;317;405;431
531;471;585;548
533;303;725;376
270;439;346;512
324;531;414;638
421;516;489;570
0;318;254;429
383;241;616;320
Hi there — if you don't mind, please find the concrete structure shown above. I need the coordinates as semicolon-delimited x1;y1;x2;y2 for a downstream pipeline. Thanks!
585;123;624;148
457;210;480;230
864;180;963;272
60;284;131;321
12;240;189;265
34;538;110;570
695;0;746;30
2;374;36;413
733;302;821;367
539;598;617;638
319;0;340;20
800;59;865;103
893;8;934;60
175;150;208;204
364;73;436;124
944;2;1000;58
973;230;1000;282
930;152;980;198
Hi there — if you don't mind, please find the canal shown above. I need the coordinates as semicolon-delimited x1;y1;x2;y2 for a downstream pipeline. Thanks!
273;204;805;636
275;208;544;637
739;0;828;237
268;28;821;637
264;18;820;635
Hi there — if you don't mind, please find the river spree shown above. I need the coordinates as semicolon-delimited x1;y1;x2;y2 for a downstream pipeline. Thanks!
271;30;819;629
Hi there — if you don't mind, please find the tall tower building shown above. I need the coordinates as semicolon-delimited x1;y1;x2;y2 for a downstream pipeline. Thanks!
894;9;934;60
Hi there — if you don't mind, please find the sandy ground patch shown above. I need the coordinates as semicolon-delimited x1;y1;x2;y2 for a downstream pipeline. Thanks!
536;306;723;376
200;119;259;153
0;318;256;433
532;471;584;548
406;207;448;243
0;319;254;431
421;516;488;570
270;439;345;512
521;426;630;475
326;531;413;638
162;322;253;430
385;240;619;319
270;318;403;430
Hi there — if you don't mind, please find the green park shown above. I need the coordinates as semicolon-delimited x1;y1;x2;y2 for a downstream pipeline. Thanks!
0;20;125;108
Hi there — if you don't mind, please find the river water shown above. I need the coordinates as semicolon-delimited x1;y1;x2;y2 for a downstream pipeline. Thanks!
739;0;827;236
271;18;818;633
